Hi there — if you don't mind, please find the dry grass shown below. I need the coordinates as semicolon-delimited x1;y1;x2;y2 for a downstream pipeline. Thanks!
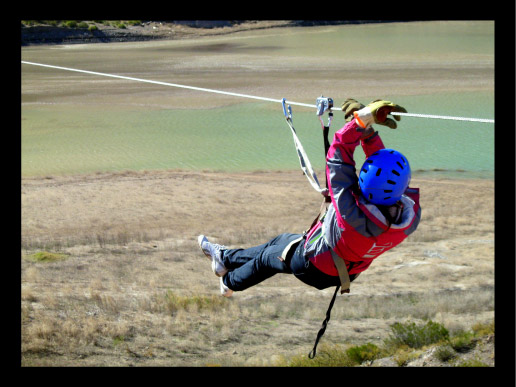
21;170;494;366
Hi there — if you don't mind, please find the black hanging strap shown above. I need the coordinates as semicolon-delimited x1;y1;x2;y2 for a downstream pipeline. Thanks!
322;114;332;203
308;99;340;359
308;284;340;359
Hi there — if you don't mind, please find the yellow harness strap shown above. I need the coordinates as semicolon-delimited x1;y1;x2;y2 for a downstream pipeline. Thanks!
330;249;351;294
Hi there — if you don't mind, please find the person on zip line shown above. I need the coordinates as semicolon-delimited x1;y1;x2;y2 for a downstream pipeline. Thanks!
198;98;421;298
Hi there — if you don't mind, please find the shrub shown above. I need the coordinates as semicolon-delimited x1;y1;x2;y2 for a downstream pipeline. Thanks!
450;331;476;353
283;343;356;367
345;343;380;364
435;345;457;362
64;20;77;28
394;347;420;366
113;335;125;346
24;251;68;262
472;321;494;336
455;358;490;367
385;320;449;349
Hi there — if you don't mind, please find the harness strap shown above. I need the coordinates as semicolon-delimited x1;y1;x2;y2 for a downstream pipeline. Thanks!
321;116;332;203
280;236;304;261
308;255;357;358
330;250;351;294
308;284;340;359
281;98;326;195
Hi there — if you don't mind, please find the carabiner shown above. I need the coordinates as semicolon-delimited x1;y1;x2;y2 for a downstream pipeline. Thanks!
281;98;293;121
316;96;333;116
316;96;334;129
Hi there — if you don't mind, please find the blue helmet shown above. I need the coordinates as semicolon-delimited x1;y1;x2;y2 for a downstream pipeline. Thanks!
358;149;411;206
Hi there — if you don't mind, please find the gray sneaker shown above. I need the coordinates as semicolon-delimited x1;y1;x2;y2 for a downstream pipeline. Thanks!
197;235;228;277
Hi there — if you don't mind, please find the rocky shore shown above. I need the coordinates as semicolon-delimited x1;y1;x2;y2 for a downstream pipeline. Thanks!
21;20;399;46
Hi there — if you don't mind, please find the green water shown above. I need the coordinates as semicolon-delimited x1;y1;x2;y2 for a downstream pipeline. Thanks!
21;21;494;179
21;94;494;178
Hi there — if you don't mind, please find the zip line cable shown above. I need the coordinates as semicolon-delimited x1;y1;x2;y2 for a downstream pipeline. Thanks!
21;61;494;124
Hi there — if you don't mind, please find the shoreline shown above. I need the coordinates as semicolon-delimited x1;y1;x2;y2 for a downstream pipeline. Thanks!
21;167;494;181
21;20;411;46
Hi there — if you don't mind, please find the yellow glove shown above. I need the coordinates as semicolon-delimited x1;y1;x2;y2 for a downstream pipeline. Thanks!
354;100;407;129
341;98;365;122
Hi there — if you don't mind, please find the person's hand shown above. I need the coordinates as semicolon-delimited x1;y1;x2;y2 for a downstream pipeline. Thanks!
341;98;365;122
354;100;407;129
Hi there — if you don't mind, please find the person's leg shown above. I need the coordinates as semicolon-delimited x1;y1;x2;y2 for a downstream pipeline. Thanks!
288;244;341;290
221;233;298;270
222;233;301;292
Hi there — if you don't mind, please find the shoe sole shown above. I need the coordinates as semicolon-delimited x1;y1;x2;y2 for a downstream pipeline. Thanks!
197;235;211;258
198;235;228;277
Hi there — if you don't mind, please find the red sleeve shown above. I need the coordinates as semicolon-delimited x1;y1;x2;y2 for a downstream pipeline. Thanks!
327;120;362;166
327;120;385;165
361;131;385;158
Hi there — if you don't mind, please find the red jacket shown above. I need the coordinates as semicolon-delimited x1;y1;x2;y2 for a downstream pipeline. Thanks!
303;120;421;277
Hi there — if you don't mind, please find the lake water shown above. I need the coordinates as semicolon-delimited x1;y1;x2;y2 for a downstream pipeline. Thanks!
21;21;494;179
